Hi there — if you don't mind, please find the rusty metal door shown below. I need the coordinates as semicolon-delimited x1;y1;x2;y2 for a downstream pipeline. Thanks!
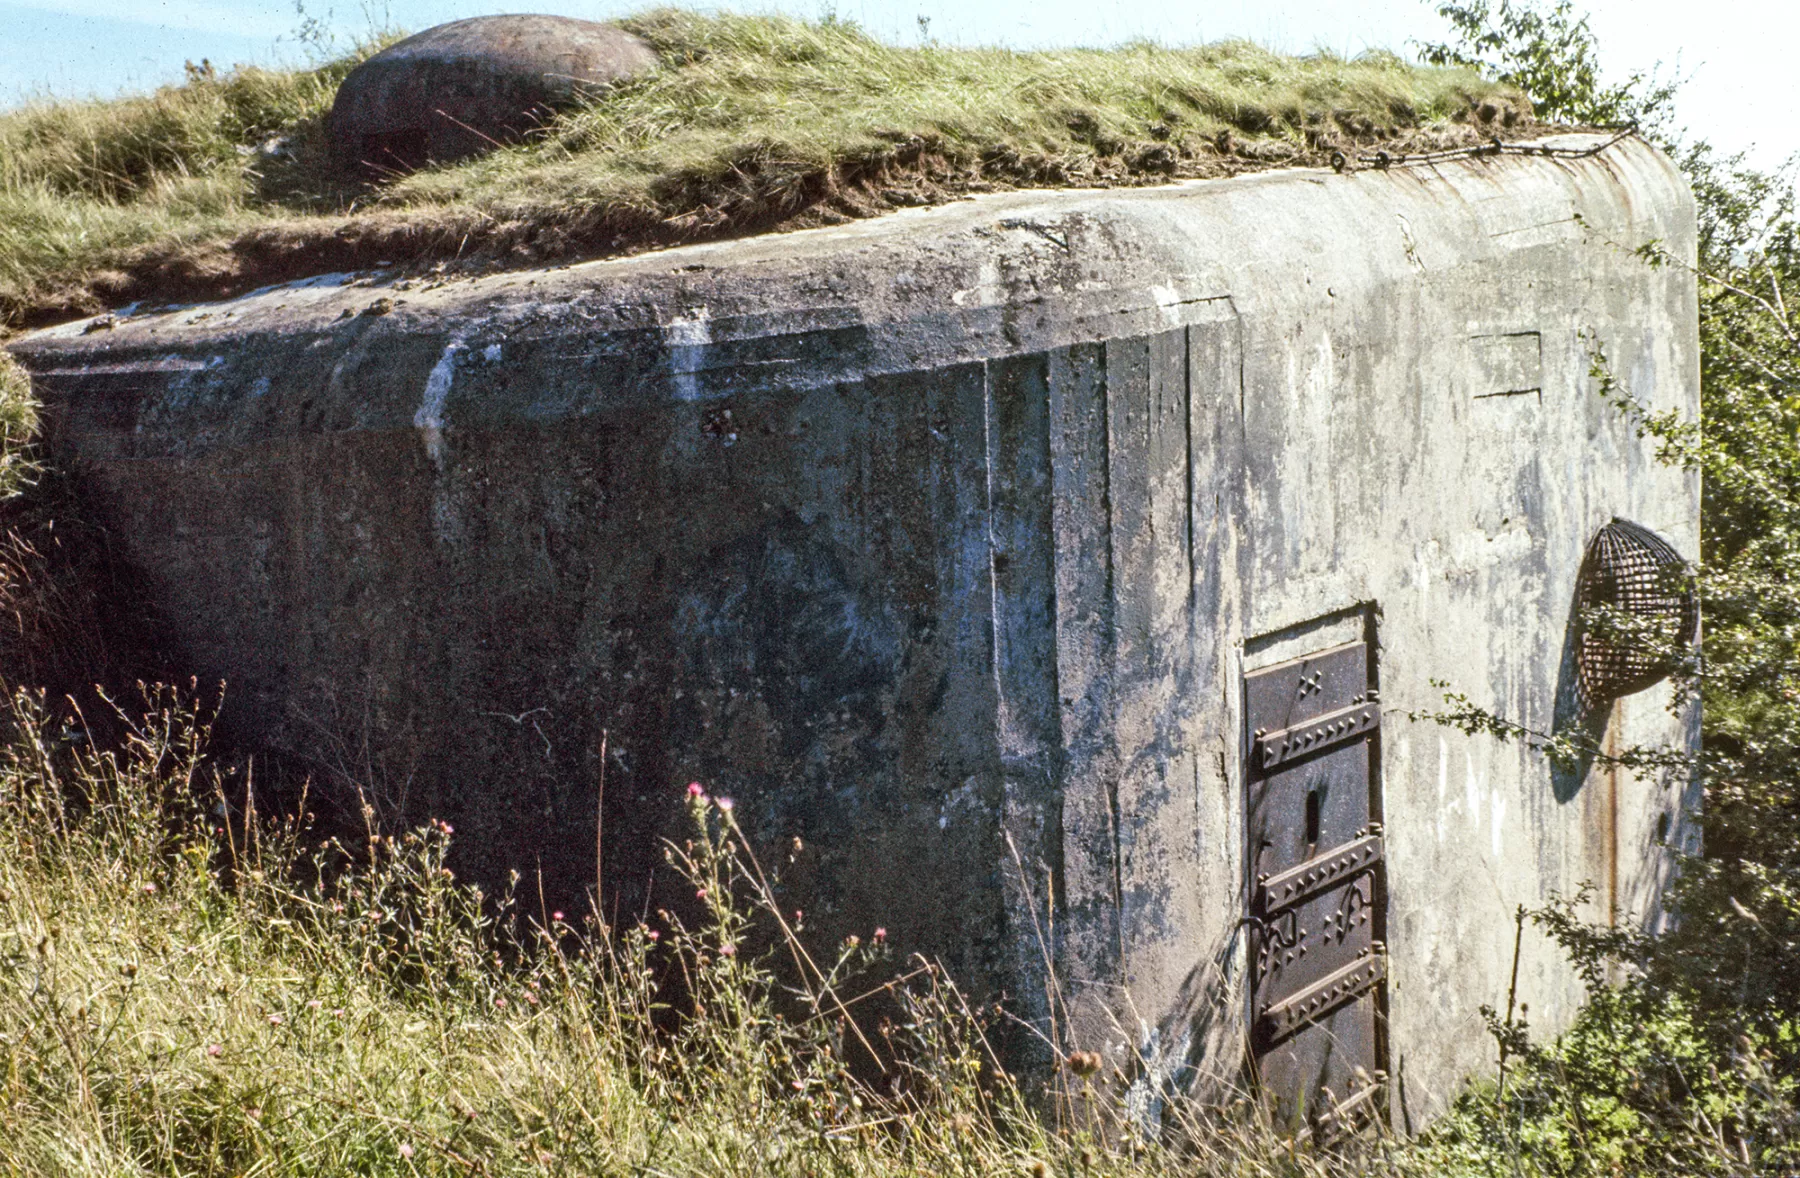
1245;639;1387;1137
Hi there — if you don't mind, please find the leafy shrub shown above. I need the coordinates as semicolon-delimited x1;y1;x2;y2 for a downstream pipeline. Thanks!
1409;2;1800;1172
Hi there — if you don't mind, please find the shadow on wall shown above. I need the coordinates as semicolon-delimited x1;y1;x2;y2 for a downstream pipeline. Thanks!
1126;931;1243;1124
1550;580;1605;805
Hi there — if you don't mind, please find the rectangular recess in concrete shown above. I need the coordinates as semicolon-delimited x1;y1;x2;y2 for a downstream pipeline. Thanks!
1469;330;1544;399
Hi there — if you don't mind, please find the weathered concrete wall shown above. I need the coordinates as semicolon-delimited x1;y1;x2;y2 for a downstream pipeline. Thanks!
8;133;1699;1123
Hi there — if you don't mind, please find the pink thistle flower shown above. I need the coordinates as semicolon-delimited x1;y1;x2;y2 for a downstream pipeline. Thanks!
306;999;322;1010
720;943;737;957
874;927;888;943
494;996;508;1009
399;1142;414;1159
686;782;705;798
695;888;708;901
141;882;157;895
646;929;660;941
552;911;565;922
206;1043;223;1057
267;1013;283;1026
716;797;735;812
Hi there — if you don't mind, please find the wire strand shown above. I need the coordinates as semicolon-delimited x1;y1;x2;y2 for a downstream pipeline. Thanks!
1330;125;1639;174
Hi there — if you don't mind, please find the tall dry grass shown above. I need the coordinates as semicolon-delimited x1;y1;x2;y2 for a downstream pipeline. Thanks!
0;683;1410;1177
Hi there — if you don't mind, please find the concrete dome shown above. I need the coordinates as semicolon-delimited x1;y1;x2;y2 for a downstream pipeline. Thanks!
327;15;656;176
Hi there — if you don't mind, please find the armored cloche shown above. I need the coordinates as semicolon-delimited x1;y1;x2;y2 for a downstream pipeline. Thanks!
327;15;656;176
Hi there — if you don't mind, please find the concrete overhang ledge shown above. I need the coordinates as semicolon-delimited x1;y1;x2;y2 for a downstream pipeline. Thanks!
18;131;1671;346
11;131;1690;453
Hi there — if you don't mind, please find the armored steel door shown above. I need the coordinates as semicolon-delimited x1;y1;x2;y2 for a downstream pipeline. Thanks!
1245;640;1386;1137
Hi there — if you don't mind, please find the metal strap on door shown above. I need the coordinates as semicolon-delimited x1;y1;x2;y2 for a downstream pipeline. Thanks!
1245;638;1388;1139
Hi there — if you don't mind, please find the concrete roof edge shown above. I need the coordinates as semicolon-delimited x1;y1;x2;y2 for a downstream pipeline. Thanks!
9;133;1689;387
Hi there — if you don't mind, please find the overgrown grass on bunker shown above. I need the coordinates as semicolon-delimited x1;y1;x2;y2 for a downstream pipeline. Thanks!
0;8;1530;328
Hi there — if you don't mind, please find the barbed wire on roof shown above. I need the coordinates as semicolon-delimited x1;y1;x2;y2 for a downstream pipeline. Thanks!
1329;125;1639;175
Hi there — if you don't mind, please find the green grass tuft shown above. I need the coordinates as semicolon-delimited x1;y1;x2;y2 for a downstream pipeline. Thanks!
0;8;1527;327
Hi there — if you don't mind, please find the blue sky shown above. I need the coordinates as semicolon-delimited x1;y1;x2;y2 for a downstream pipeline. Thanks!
1;0;1794;169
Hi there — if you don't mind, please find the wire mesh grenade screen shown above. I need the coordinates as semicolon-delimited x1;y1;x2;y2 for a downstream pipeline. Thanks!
1576;518;1697;706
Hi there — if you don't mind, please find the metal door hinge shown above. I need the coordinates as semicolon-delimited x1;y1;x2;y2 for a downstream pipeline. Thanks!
1257;951;1387;1044
1253;701;1381;772
1255;833;1384;914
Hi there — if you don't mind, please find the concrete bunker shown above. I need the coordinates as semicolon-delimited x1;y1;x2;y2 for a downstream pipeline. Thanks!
9;132;1700;1131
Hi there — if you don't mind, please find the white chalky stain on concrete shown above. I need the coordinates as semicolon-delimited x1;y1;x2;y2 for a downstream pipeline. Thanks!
1124;1018;1190;1131
1149;284;1186;326
950;260;1003;308
938;775;981;830
431;491;464;547
1437;736;1449;844
665;308;711;402
1466;748;1484;833
1396;212;1424;270
416;339;463;469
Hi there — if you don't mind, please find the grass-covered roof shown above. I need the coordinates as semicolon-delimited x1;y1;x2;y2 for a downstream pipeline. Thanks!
0;8;1531;329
